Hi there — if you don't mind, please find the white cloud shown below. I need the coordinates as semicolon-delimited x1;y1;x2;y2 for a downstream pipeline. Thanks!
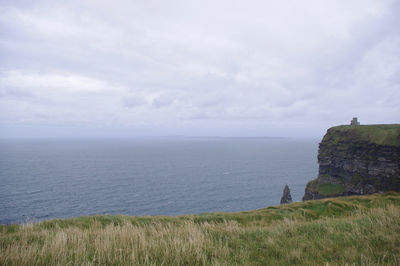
123;95;147;108
0;0;399;137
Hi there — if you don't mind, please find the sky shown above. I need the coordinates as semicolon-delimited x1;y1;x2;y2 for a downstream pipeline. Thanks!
0;0;399;138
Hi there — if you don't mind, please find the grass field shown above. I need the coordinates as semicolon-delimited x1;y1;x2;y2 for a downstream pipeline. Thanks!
324;124;400;146
1;192;400;265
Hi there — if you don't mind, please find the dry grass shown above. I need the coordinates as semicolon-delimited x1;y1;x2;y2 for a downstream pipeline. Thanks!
1;220;237;265
1;193;400;265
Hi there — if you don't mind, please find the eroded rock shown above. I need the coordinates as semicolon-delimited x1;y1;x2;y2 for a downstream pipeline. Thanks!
303;124;400;201
280;185;293;204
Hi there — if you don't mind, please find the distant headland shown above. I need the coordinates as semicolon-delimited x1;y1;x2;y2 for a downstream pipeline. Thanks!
303;122;400;200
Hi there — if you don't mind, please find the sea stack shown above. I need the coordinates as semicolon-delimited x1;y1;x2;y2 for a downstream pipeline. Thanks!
280;185;293;204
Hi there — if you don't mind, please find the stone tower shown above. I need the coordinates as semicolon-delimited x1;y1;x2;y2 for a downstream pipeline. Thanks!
350;117;360;125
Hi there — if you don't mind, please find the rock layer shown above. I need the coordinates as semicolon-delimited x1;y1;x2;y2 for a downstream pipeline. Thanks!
303;124;400;200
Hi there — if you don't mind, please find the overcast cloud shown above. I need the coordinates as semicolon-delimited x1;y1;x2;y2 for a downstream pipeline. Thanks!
0;0;399;138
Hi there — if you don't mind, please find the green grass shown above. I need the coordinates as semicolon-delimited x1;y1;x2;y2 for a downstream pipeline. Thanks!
324;124;400;147
318;183;345;195
1;192;400;265
304;178;345;196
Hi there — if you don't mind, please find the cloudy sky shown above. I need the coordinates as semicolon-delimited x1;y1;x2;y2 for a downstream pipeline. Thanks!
0;0;399;138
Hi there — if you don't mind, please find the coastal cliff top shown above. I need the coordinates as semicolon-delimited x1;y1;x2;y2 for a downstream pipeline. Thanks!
2;193;400;265
323;124;400;147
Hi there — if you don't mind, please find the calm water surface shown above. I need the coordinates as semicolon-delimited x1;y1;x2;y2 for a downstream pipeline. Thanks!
0;138;318;224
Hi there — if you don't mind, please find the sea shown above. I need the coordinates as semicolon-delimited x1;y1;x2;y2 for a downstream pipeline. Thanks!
0;138;319;224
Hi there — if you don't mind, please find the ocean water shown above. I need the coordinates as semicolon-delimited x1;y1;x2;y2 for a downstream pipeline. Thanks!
0;138;318;224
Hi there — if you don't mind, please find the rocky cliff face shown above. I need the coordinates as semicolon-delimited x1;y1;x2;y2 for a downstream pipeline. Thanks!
303;124;400;200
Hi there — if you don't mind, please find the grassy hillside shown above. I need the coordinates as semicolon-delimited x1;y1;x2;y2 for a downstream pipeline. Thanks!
324;124;400;147
1;192;400;265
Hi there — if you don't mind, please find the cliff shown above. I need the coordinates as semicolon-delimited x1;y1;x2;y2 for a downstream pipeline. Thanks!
303;124;400;200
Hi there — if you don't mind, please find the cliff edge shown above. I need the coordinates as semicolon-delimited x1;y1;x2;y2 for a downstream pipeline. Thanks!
303;124;400;200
